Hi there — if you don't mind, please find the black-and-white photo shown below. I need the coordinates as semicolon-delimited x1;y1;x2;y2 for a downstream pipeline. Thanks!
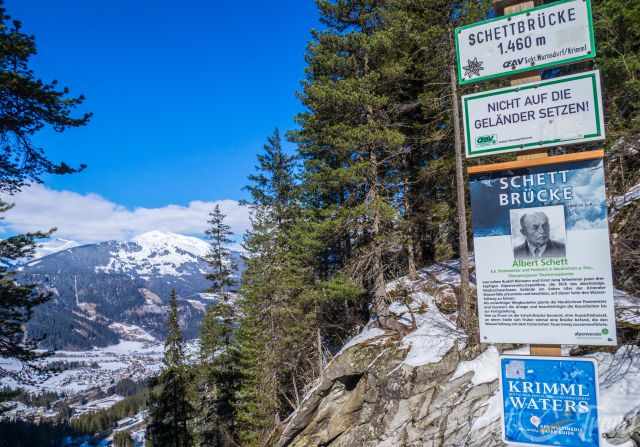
510;206;567;260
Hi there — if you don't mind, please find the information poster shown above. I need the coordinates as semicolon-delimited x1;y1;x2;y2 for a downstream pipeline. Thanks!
455;0;595;84
469;156;617;345
500;355;600;447
463;71;605;158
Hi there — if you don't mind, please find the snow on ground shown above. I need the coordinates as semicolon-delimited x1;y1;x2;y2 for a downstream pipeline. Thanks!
341;262;640;443
611;182;640;210
1;400;59;421
133;231;210;258
32;238;81;260
615;289;640;326
471;392;501;432
386;267;468;367
451;345;530;386
108;322;157;342
0;340;187;395
1;338;199;426
71;394;125;416
186;299;207;312
451;345;500;385
1;338;201;426
593;345;640;433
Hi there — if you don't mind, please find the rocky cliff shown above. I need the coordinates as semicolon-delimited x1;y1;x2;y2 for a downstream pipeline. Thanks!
275;262;640;447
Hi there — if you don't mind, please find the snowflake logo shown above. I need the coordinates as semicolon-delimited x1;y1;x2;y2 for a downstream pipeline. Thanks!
463;57;484;78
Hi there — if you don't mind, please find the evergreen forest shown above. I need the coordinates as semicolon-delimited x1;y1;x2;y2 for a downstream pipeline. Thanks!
0;0;639;446
144;1;640;445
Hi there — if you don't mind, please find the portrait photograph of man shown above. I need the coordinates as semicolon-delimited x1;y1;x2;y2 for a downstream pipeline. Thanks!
510;206;567;260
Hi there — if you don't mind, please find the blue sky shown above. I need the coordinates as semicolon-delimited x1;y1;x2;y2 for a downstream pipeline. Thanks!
2;0;319;242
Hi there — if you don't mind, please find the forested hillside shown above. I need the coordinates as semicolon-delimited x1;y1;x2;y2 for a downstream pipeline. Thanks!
202;1;640;445
18;232;245;350
2;0;639;446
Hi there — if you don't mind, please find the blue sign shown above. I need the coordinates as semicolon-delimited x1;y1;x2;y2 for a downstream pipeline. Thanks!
500;355;600;447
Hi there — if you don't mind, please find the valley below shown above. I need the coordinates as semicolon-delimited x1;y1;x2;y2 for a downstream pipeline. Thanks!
0;231;242;446
1;258;640;447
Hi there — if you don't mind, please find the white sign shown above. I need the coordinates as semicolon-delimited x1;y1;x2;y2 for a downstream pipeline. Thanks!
455;0;596;84
462;70;605;158
469;155;617;346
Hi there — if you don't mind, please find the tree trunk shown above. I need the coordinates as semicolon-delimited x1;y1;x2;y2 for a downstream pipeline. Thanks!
449;32;473;340
317;325;323;375
403;173;418;280
370;151;388;320
363;49;387;325
342;185;353;260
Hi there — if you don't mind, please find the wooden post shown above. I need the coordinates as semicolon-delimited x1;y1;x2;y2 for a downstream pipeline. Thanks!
493;0;535;15
450;33;472;340
493;0;561;358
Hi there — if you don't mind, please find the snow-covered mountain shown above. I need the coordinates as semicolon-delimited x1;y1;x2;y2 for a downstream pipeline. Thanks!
34;238;81;259
19;231;244;350
95;231;212;277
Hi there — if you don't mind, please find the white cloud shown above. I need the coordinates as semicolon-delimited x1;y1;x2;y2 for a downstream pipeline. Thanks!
0;184;251;244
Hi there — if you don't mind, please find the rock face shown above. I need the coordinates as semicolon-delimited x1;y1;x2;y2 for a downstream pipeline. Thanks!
277;263;640;447
277;330;499;447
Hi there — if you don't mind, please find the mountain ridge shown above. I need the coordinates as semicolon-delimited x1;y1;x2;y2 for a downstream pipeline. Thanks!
19;231;244;351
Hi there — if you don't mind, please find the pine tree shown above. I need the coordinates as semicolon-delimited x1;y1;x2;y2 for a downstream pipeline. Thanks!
204;205;236;297
235;130;303;445
232;4;497;440
234;208;286;446
379;0;488;335
164;290;185;368
0;218;53;381
146;290;193;447
0;1;90;386
234;129;365;445
0;1;91;192
196;306;240;447
594;0;640;296
194;206;241;446
291;0;409;327
244;128;297;227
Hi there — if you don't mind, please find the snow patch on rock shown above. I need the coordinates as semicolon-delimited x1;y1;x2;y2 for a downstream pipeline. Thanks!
451;345;500;385
594;345;640;433
340;325;386;353
334;261;640;446
385;270;466;367
401;307;463;367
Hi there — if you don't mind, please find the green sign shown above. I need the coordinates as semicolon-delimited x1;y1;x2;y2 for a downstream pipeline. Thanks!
462;71;605;158
455;0;596;85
